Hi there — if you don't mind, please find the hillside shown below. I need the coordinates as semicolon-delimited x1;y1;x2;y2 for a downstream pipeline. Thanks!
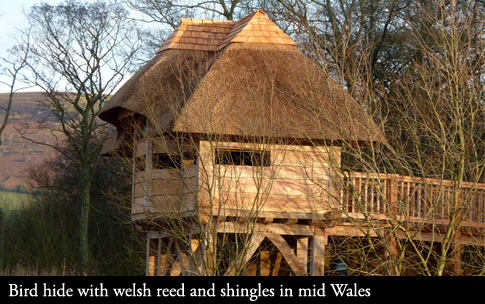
0;92;59;190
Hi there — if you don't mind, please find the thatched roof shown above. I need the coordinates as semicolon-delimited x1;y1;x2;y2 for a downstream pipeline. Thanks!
99;10;386;152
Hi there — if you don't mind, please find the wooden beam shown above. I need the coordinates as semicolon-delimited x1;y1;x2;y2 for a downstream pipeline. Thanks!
266;233;307;276
213;221;324;236
198;206;338;222
225;233;265;275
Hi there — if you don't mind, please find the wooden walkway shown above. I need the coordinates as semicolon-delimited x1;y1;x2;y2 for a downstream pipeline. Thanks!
343;172;485;229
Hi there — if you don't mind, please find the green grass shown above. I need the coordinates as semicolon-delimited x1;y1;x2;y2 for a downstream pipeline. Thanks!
0;191;31;211
0;263;74;276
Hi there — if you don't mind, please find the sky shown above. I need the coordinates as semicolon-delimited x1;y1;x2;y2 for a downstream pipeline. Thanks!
0;0;145;94
0;0;65;93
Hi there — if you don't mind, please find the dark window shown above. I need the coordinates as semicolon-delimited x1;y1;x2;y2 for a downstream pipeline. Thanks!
153;153;181;169
215;149;270;167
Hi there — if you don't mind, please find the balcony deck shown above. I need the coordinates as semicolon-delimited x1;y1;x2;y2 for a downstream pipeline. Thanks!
343;172;485;230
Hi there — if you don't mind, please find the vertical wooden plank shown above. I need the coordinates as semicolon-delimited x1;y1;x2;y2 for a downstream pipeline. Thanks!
162;239;174;276
148;256;156;276
369;179;375;213
451;185;456;221
156;237;161;276
406;182;410;218
189;235;203;276
175;239;188;276
271;252;283;276
297;237;309;274
440;185;445;220
383;229;398;275
309;234;326;276
412;182;416;218
480;191;484;224
145;238;150;276
259;250;271;276
381;177;387;214
417;182;422;219
203;226;217;276
388;175;398;219
350;177;356;213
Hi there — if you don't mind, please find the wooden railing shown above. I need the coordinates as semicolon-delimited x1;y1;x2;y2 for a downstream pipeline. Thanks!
343;172;485;228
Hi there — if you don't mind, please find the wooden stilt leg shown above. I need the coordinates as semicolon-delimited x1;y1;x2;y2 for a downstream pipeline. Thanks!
297;237;309;274
156;237;162;276
309;234;326;276
162;239;174;276
259;250;271;276
271;252;283;276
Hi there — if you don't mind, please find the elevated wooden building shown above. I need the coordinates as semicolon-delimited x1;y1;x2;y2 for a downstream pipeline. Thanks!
99;11;485;276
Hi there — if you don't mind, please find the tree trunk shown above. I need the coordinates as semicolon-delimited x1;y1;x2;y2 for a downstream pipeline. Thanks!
79;164;91;275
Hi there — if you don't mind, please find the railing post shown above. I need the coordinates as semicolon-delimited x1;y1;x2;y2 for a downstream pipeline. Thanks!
386;174;399;275
388;174;399;219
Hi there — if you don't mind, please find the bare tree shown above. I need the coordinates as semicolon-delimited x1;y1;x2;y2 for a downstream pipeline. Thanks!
307;0;485;276
20;0;142;275
0;32;30;146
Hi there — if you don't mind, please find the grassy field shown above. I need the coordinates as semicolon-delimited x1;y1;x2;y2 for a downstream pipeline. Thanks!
0;190;145;276
0;191;31;212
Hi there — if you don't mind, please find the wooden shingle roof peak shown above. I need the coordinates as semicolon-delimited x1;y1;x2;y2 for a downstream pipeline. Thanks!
157;10;296;53
216;10;296;51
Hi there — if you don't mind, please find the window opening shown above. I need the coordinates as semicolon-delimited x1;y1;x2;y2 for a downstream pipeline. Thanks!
153;153;181;169
215;149;270;167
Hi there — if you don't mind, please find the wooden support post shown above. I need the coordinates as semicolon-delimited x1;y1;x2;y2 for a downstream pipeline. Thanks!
297;237;309;274
203;226;217;275
156;237;161;276
450;187;464;275
162;239;174;276
383;229;398;275
189;235;202;276
309;230;326;276
175;239;189;276
259;250;271;276
271;252;283;276
145;238;150;276
148;255;156;276
388;174;399;219
197;234;206;276
449;242;463;276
